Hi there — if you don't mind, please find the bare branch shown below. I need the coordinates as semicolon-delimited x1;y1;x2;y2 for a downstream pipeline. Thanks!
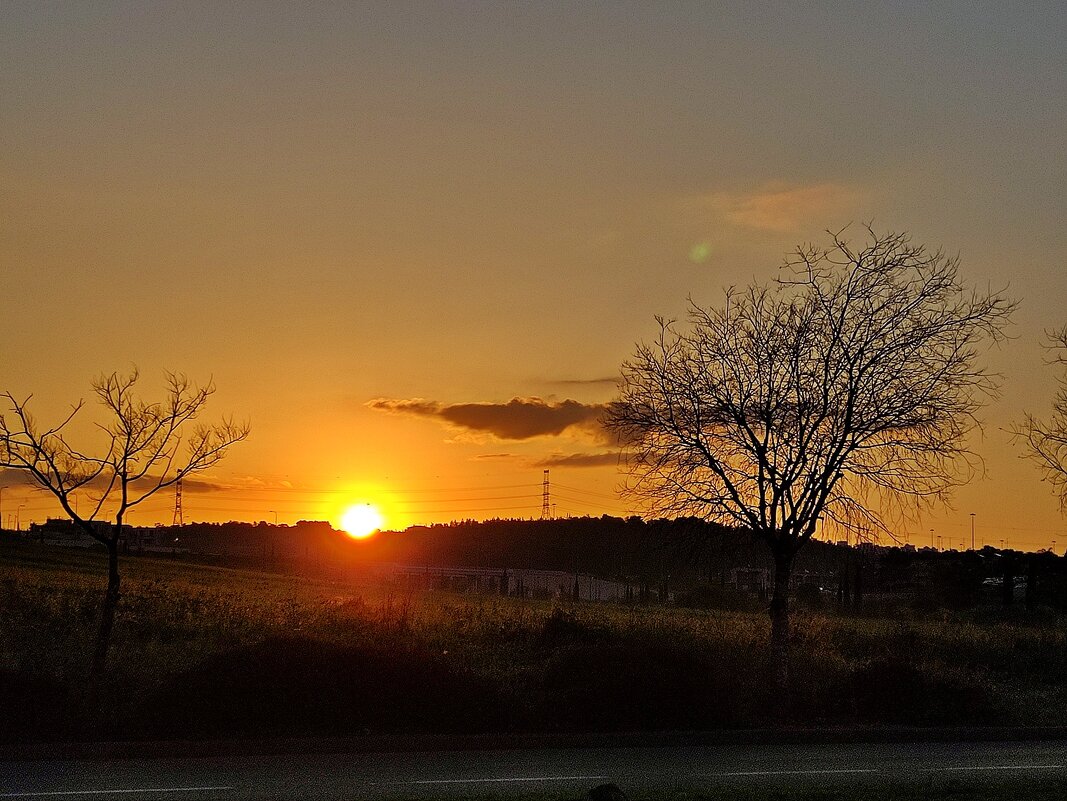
606;228;1015;552
1;369;249;533
1014;325;1067;509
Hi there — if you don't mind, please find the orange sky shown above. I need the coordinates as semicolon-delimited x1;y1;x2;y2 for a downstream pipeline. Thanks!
2;3;1066;549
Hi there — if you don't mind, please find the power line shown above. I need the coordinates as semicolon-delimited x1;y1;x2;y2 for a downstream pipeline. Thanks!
211;482;541;496
392;493;542;505
554;482;619;501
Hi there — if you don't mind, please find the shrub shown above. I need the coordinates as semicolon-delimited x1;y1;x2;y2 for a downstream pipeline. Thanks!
536;607;608;650
0;668;73;742
540;642;740;730
845;658;993;724
139;635;508;737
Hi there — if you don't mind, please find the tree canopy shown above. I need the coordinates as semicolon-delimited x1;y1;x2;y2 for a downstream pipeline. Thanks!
1017;326;1067;509
607;228;1014;688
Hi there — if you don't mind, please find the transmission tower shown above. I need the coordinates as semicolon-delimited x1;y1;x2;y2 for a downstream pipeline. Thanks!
540;469;552;519
172;478;183;526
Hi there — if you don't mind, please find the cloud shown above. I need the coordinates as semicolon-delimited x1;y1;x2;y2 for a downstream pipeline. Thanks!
0;468;35;487
179;476;235;493
549;376;620;388
699;182;864;233
533;452;621;468
0;467;230;494
367;396;609;441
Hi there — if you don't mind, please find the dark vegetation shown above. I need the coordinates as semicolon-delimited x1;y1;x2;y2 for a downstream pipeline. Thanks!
4;530;1067;745
65;515;1067;615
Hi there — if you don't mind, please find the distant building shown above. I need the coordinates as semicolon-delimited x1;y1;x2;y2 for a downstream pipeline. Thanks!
380;563;637;601
28;518;107;548
26;519;189;553
730;566;769;594
728;566;836;595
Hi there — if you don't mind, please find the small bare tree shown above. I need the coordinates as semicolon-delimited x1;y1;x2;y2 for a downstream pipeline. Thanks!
1016;326;1067;509
0;370;249;676
606;228;1013;691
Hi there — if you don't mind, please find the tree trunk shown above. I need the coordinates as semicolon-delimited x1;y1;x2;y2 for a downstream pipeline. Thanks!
770;551;793;692
853;561;864;609
93;539;120;677
1025;557;1037;614
1002;555;1015;607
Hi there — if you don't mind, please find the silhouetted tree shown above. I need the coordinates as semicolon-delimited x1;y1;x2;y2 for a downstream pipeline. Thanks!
0;370;248;676
1016;325;1067;508
607;228;1013;691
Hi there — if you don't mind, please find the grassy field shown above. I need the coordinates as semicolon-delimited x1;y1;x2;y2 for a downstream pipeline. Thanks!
3;537;1067;742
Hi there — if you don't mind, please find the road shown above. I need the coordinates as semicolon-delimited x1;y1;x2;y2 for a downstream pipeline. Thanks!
3;740;1067;800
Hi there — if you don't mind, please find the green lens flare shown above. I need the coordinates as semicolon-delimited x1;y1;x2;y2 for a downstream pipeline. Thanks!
688;242;711;263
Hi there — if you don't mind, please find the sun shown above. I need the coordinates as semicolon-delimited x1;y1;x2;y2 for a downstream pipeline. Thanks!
340;503;384;539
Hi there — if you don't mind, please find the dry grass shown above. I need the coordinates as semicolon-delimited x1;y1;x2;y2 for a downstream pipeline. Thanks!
3;537;1067;741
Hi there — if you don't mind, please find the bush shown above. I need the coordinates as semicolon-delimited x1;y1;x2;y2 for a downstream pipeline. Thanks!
845;658;993;724
674;584;758;611
794;583;825;610
536;607;608;649
0;668;73;742
139;635;508;737
540;642;740;730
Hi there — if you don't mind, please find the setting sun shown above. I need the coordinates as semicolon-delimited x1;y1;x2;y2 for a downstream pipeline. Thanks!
340;503;384;539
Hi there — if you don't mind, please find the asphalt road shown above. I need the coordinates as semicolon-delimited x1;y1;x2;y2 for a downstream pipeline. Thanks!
3;740;1067;800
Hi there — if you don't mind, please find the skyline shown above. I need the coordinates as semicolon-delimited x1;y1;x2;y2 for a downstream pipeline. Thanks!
2;3;1066;549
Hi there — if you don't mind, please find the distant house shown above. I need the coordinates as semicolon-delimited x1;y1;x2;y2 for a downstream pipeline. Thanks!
381;563;637;601
28;518;108;548
729;566;769;594
26;519;188;553
728;566;835;595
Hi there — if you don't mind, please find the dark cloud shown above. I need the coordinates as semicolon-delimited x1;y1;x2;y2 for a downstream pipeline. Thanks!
533;452;621;468
367;397;608;441
0;468;35;486
550;376;620;388
0;467;229;494
178;476;232;493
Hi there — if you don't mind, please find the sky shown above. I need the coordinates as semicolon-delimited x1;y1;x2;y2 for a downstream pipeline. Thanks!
2;2;1065;550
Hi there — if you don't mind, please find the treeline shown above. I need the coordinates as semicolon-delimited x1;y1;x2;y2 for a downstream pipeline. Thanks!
137;515;777;584
128;516;1067;612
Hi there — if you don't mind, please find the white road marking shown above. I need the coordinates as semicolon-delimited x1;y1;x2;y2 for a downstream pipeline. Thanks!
920;765;1064;772
413;775;608;785
720;769;878;777
0;788;232;798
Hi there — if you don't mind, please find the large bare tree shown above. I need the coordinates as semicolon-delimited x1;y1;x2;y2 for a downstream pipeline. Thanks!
606;229;1013;689
0;370;249;676
1016;326;1067;509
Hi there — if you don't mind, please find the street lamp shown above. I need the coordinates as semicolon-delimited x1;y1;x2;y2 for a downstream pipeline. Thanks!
970;513;975;551
269;510;278;525
15;504;26;532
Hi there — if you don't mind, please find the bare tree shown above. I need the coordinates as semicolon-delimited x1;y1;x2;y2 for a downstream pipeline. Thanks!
606;228;1013;690
0;370;249;676
1016;326;1067;508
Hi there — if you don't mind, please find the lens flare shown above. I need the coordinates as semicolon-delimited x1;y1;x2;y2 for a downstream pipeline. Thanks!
688;242;711;263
